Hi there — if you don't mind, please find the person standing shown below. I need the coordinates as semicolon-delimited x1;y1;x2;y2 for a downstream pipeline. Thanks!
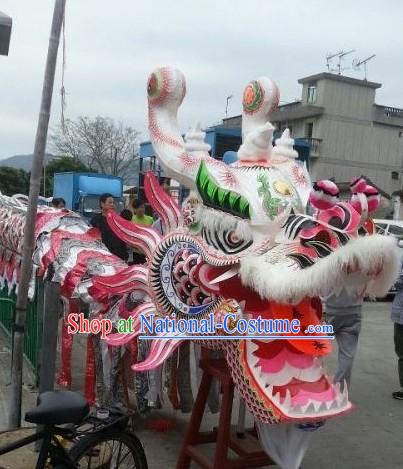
132;200;154;226
131;200;153;264
324;289;363;390
391;264;403;400
51;197;66;209
90;193;128;262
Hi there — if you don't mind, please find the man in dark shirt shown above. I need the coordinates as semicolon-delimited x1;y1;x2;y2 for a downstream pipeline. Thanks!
51;197;66;209
90;193;128;262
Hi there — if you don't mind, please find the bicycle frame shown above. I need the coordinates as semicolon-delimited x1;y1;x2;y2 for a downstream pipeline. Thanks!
0;406;134;468
0;426;76;469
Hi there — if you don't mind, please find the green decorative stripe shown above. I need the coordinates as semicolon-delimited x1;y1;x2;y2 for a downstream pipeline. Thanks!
257;173;281;220
196;161;250;219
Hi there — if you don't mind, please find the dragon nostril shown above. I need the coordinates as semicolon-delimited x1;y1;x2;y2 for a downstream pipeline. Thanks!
301;230;331;248
315;231;331;245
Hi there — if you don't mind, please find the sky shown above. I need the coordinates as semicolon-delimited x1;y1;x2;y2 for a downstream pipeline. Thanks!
1;0;403;160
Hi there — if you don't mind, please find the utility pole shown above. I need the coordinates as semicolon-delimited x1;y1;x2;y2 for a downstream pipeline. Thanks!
8;0;66;430
225;95;232;118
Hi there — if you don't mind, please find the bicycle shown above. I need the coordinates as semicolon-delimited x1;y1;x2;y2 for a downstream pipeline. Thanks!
0;390;148;468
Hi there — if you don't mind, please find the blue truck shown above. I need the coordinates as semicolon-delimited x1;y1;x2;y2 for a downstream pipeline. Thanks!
53;172;124;218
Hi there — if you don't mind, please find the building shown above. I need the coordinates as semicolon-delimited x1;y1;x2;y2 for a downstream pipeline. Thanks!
0;11;12;56
222;73;403;202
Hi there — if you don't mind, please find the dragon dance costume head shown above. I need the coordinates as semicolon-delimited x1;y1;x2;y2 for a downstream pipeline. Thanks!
104;67;401;424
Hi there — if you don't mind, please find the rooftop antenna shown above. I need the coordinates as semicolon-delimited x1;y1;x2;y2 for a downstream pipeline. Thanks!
352;54;376;80
336;49;355;75
326;51;343;71
225;95;233;118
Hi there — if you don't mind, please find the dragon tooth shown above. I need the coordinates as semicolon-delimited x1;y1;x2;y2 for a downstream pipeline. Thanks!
248;341;259;353
282;389;292;411
210;266;239;284
292;405;302;415
312;401;322;412
318;401;328;413
342;380;349;399
266;384;274;397
340;394;348;408
304;402;316;415
329;399;339;411
272;392;281;406
336;393;343;407
300;402;309;414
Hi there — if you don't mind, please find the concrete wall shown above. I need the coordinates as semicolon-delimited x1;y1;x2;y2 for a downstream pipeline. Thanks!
311;115;403;194
318;80;375;120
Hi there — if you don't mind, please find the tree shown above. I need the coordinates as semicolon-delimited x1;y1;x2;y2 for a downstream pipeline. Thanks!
39;155;93;197
0;167;29;196
50;116;140;181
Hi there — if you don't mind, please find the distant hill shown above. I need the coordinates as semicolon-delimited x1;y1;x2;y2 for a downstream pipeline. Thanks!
0;153;56;171
0;153;139;184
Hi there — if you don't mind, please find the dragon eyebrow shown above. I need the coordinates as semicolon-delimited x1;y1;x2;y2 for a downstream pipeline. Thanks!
196;161;251;219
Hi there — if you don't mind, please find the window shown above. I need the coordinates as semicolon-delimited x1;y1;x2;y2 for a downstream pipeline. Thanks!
307;84;317;104
305;122;314;139
392;171;399;180
275;121;292;135
375;223;388;235
388;224;403;240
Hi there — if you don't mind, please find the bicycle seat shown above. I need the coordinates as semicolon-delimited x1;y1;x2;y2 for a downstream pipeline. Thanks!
25;390;89;425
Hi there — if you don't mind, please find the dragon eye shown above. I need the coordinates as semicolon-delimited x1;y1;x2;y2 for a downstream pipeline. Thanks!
228;231;239;243
147;72;161;98
147;69;171;105
273;180;292;196
201;227;253;255
243;80;264;115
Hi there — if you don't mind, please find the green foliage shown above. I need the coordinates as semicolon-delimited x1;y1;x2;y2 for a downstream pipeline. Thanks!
39;156;93;197
0;167;29;196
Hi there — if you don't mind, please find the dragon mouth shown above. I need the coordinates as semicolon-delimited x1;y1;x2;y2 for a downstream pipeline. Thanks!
243;339;352;421
199;232;401;423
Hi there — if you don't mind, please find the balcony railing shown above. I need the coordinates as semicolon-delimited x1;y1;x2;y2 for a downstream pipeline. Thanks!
381;106;403;118
301;137;322;157
373;105;403;126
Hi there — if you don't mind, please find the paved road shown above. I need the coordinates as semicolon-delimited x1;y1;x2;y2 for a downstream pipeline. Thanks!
0;301;402;468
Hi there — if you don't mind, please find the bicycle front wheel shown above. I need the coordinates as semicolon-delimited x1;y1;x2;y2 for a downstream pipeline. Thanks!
69;430;148;469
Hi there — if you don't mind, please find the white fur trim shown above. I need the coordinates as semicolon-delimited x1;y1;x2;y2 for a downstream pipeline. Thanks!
198;207;252;241
239;234;402;304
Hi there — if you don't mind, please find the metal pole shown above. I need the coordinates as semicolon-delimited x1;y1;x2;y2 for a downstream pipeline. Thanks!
8;0;66;430
38;282;60;393
43;164;46;197
35;281;61;450
225;95;232;118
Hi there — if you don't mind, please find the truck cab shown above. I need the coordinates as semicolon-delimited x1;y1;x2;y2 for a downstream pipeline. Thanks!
53;172;124;218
